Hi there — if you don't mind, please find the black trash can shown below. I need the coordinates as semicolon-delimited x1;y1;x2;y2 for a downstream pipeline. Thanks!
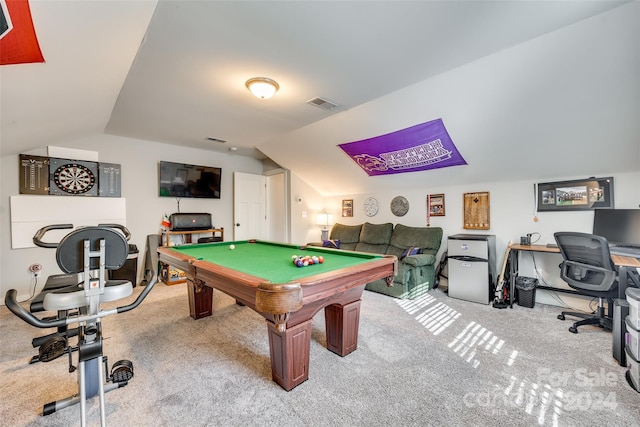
516;276;537;308
109;244;139;287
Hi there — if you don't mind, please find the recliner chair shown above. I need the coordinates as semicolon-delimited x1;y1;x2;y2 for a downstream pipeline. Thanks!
554;232;619;334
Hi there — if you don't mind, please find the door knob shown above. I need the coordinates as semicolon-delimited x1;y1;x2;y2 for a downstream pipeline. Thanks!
235;223;240;226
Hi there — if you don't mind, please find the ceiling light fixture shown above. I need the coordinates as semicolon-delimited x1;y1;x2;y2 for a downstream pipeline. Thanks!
245;77;279;99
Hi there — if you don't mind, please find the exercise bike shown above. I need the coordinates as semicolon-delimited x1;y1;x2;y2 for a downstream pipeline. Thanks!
26;224;132;366
5;225;157;426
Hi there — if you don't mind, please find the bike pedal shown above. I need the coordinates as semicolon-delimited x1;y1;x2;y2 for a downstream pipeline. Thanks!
38;336;67;362
111;359;134;383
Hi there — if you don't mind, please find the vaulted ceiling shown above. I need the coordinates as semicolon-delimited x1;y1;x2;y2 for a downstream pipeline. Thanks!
2;1;638;195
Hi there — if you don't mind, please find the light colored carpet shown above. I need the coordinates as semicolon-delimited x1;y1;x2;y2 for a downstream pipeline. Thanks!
1;282;639;427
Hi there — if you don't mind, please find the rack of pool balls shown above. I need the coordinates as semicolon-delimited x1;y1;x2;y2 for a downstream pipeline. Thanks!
291;254;324;267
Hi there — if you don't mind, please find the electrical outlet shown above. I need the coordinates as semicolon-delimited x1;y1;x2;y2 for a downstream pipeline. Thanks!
29;263;42;278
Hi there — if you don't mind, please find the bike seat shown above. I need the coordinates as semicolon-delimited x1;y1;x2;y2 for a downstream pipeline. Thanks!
31;282;82;313
43;280;133;311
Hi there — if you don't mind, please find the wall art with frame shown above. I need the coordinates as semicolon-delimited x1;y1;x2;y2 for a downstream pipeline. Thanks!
536;177;614;212
342;199;353;217
463;191;490;230
428;194;445;217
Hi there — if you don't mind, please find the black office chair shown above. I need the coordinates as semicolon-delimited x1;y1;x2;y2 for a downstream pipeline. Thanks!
554;232;619;334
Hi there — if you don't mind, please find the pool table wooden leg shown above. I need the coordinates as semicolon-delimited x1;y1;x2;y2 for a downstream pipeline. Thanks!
187;279;213;319
325;300;361;356
265;319;312;391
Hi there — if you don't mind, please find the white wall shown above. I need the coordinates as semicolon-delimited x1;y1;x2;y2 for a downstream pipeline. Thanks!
298;170;639;271
321;171;639;254
1;134;264;300
289;172;325;245
319;170;640;310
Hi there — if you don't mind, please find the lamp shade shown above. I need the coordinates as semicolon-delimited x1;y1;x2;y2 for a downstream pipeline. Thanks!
245;77;279;99
316;213;334;227
317;213;334;242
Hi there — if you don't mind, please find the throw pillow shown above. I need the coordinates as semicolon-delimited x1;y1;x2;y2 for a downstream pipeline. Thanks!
400;246;420;260
322;239;340;249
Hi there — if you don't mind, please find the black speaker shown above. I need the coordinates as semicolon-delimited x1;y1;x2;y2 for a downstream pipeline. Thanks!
170;213;212;231
613;298;630;366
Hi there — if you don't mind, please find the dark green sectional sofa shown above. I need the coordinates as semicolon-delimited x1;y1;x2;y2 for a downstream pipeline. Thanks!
318;222;443;299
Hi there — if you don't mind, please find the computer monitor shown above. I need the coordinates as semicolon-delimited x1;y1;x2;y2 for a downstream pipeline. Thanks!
593;209;640;247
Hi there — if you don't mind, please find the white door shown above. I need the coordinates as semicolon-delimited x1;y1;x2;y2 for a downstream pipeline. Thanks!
233;172;266;240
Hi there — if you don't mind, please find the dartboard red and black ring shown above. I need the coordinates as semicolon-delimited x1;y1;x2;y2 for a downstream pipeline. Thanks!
53;163;96;194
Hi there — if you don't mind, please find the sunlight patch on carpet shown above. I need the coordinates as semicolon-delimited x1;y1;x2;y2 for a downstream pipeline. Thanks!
464;376;562;425
503;375;563;426
448;321;507;368
395;294;460;335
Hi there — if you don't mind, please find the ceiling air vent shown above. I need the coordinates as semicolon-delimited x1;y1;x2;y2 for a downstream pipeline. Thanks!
205;137;227;143
306;97;339;111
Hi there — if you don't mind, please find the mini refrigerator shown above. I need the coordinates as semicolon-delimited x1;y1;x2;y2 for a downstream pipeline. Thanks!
447;234;496;305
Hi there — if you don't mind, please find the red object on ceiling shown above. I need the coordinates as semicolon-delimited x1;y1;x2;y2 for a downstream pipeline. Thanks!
0;0;44;66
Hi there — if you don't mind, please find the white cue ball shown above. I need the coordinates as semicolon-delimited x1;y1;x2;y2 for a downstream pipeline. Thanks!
229;244;235;250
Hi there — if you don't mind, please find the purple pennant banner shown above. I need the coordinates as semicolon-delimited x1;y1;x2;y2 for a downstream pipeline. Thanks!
338;118;466;176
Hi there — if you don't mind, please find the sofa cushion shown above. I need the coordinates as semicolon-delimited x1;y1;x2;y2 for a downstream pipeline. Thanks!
354;242;387;254
387;224;443;258
329;223;362;251
359;222;393;244
402;253;436;267
354;222;393;254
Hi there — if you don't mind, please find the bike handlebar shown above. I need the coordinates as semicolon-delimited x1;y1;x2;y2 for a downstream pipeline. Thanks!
32;224;74;248
117;274;157;314
4;274;157;329
4;289;67;328
32;224;132;248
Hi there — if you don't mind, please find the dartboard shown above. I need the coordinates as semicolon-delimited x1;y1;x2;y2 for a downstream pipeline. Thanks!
53;163;97;194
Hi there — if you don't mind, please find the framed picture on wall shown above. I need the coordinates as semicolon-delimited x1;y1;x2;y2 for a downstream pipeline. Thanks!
342;199;353;217
536;177;614;211
463;191;490;230
428;194;445;216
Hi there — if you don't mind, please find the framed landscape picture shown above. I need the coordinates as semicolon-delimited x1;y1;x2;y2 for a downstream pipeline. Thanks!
537;177;614;211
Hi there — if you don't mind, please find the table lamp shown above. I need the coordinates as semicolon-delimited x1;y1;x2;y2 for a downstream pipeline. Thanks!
316;213;334;241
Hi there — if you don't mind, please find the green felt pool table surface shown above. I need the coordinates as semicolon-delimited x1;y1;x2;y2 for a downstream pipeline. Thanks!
157;239;397;391
165;240;383;283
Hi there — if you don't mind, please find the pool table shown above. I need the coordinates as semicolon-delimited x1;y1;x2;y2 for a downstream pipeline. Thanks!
157;240;397;390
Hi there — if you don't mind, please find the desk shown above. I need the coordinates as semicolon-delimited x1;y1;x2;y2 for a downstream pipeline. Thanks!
508;244;640;308
157;240;396;391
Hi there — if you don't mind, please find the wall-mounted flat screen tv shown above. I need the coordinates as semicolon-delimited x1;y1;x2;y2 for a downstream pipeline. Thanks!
159;161;221;199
